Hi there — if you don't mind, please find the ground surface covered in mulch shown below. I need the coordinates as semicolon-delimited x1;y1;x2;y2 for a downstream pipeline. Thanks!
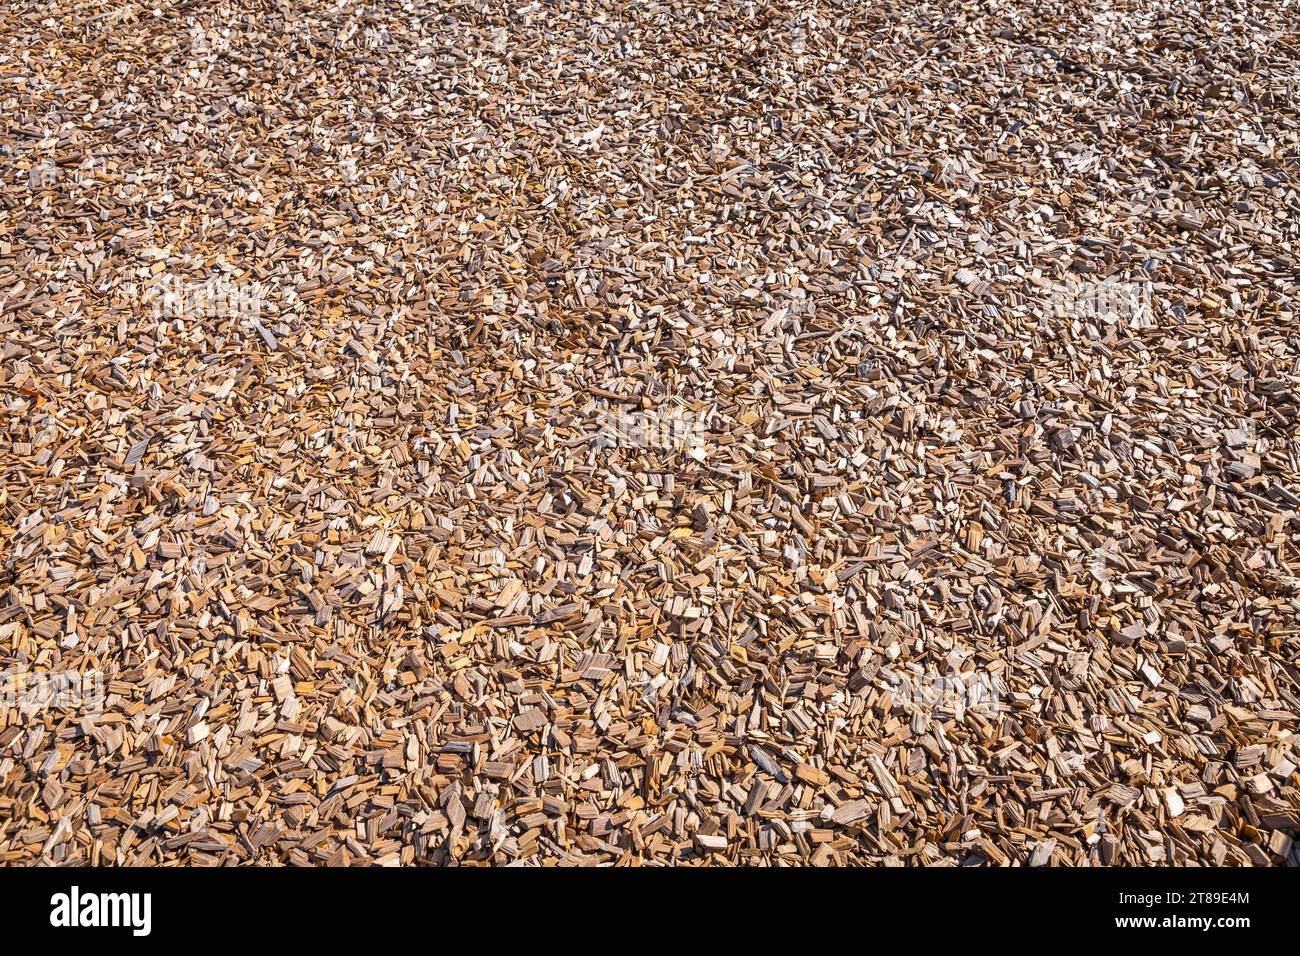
2;0;1298;865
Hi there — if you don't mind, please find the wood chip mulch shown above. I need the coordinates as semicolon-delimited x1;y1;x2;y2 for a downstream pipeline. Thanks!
2;0;1299;866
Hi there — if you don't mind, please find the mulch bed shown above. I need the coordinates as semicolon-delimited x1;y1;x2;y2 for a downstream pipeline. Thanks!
1;0;1298;865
